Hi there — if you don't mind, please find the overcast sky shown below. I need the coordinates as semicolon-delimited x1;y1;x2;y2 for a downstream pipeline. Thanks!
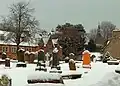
0;0;120;32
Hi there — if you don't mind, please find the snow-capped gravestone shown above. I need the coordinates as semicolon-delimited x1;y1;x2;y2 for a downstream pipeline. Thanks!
29;52;35;63
69;59;76;70
17;48;25;62
35;49;47;71
69;53;75;60
107;59;119;65
27;72;64;85
0;53;7;65
64;57;69;63
35;62;47;72
5;58;10;68
51;47;60;70
37;49;45;65
0;74;12;86
115;66;120;74
2;52;7;59
24;51;30;63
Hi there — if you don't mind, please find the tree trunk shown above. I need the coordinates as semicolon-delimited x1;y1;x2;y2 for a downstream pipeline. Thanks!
16;43;20;60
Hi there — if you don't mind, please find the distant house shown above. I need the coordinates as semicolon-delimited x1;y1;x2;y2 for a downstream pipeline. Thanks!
0;31;50;59
103;30;120;59
0;41;39;59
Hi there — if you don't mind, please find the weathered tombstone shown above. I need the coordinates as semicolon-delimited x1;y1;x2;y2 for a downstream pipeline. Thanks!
38;49;45;62
69;53;75;60
2;52;7;59
29;52;35;63
65;57;69;63
24;51;30;63
5;58;10;67
90;55;96;62
52;47;59;68
37;49;45;66
35;49;47;71
69;59;76;70
17;48;25;62
0;74;12;86
82;50;91;69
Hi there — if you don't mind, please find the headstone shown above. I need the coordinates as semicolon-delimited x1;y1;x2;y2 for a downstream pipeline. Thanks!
82;50;91;69
2;52;7;59
69;59;76;70
0;74;12;86
29;52;35;63
5;58;10;67
65;57;69;63
52;47;59;68
69;53;75;60
17;48;25;62
24;51;30;63
37;49;45;66
90;55;96;62
38;49;45;62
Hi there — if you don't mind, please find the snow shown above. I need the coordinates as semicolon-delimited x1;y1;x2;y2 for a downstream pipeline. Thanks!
25;51;30;54
53;48;59;53
26;83;65;86
17;62;26;64
107;60;119;63
27;71;61;80
0;54;119;86
82;50;91;54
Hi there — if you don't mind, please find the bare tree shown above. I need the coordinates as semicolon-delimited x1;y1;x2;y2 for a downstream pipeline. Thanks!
100;21;116;40
89;28;97;41
0;1;39;57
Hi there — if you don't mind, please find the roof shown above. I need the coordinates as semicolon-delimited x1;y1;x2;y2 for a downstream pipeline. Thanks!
0;41;38;47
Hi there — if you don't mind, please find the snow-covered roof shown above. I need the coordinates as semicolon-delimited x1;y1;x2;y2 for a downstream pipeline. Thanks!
0;40;38;47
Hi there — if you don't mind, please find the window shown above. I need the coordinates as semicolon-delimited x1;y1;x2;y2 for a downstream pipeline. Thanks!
29;48;32;52
2;46;8;52
26;48;29;51
11;47;17;53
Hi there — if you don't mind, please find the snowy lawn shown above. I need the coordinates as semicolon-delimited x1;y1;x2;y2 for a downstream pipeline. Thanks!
0;61;119;86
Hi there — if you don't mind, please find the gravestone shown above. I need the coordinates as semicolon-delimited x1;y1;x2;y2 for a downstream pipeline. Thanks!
29;52;35;63
2;52;7;59
69;53;75;60
18;48;25;62
5;58;10;67
52;47;59;68
69;59;76;70
24;51;30;63
37;49;45;66
65;57;70;63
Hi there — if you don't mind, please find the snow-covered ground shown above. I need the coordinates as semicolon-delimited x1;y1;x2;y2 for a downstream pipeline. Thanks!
0;61;119;86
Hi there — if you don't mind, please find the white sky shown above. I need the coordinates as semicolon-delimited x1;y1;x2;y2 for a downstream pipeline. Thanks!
0;0;120;32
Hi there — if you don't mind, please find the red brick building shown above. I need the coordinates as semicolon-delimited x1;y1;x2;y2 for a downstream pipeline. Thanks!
0;42;40;59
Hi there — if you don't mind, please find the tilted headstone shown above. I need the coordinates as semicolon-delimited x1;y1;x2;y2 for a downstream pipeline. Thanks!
69;59;76;70
17;48;25;62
